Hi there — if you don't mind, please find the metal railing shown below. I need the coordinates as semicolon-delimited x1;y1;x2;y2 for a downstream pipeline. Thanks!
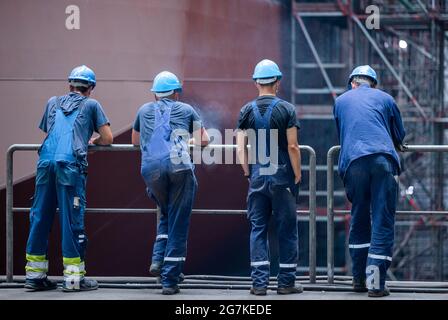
5;144;317;283
326;145;448;284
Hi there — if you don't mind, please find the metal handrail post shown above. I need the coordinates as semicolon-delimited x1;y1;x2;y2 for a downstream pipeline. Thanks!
6;145;17;283
303;146;317;283
327;146;340;284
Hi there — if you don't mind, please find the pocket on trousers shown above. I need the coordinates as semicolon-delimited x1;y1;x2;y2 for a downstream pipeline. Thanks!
35;160;51;185
169;152;193;173
71;177;86;232
141;165;161;183
56;162;79;186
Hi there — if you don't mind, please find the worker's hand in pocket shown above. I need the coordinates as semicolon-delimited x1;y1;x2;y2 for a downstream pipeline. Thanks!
295;174;301;185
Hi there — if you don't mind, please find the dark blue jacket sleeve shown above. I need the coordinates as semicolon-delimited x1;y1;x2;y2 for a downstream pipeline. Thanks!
333;102;341;143
390;100;406;147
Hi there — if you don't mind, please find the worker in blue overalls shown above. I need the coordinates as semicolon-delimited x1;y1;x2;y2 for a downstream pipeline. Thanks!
334;65;406;297
132;71;209;295
236;59;302;296
25;65;113;292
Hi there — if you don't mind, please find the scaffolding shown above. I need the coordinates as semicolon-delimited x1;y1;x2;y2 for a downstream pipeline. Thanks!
291;0;448;281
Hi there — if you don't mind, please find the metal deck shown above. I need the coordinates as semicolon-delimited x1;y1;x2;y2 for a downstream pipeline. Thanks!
1;276;447;300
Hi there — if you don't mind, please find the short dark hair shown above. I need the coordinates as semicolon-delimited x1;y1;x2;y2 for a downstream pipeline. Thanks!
351;75;375;87
70;85;90;93
69;80;93;93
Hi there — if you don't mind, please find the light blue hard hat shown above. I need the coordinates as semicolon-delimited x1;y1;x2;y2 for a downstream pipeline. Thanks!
68;65;96;87
151;71;182;94
347;65;377;90
252;59;283;83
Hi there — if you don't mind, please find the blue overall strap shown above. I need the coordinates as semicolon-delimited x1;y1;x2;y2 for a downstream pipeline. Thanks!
39;96;83;162
142;100;175;160
250;97;280;158
155;100;172;127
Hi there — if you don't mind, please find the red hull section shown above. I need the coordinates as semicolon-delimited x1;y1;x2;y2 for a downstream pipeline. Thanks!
0;0;287;277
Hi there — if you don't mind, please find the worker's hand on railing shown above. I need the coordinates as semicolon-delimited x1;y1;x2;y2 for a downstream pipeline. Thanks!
395;143;408;152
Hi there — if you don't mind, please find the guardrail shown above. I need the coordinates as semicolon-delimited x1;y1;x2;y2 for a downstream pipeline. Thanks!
326;145;448;284
5;144;317;283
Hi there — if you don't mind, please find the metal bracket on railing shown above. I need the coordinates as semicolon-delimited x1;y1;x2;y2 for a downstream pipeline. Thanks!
5;144;317;283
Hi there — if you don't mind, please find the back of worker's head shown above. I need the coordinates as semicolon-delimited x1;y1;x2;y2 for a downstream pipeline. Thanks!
347;65;377;90
252;59;282;93
151;71;182;101
351;75;376;89
68;65;96;96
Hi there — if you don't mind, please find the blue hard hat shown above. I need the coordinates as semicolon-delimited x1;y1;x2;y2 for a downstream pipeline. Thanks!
347;65;377;89
68;65;96;86
151;71;182;93
252;59;283;82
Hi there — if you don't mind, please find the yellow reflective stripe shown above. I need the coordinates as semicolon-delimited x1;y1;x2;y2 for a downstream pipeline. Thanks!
64;261;86;276
64;271;86;276
26;254;47;262
63;257;82;265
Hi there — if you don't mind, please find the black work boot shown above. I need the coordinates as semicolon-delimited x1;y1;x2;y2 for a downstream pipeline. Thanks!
368;286;390;298
149;262;161;277
353;278;368;292
162;285;180;295
24;277;58;291
150;263;184;283
63;278;99;292
250;287;267;296
277;284;303;295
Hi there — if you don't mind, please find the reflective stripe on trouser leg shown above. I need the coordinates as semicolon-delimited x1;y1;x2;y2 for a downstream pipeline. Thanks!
152;210;169;265
160;168;197;288
63;257;86;289
25;254;49;279
272;185;298;288
248;179;271;289
344;158;372;281
56;169;88;272
366;154;397;291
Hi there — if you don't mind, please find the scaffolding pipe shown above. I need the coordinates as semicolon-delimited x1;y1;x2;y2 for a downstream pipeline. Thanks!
351;15;428;120
295;14;338;101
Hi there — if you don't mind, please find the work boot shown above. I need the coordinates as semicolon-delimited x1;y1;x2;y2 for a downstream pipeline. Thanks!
150;263;185;283
250;287;267;296
24;277;58;291
62;278;99;292
368;286;390;298
353;278;368;292
162;285;180;295
277;284;303;295
149;262;161;277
